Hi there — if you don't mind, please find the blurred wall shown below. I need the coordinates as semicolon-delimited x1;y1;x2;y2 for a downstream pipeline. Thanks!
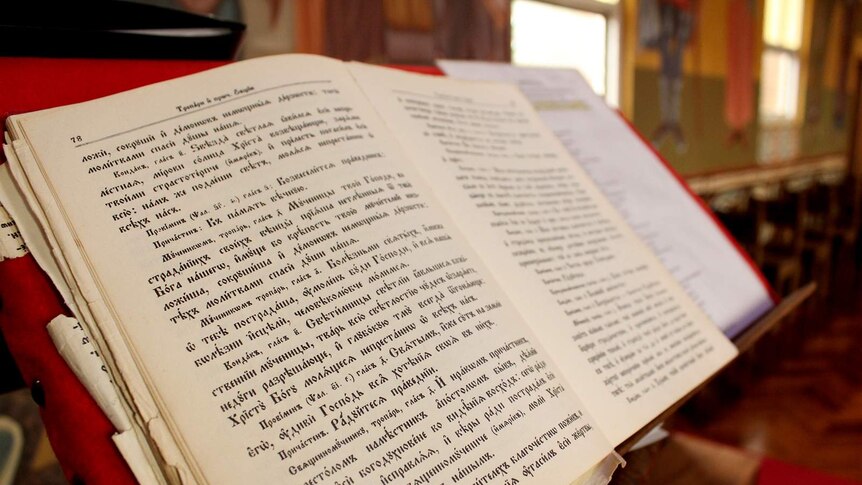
131;0;860;176
627;0;857;176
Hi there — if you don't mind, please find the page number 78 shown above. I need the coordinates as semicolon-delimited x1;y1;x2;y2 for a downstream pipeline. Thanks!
70;135;82;144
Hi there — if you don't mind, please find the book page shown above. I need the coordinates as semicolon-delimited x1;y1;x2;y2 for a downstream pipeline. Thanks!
47;315;129;430
46;316;164;485
0;202;27;260
0;162;81;317
350;63;737;445
8;55;611;483
2;157;170;484
438;61;774;338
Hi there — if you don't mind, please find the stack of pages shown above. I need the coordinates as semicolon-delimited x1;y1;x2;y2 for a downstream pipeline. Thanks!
1;55;772;484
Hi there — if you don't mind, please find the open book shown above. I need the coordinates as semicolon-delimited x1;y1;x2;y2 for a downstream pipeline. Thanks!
436;61;775;338
2;55;736;484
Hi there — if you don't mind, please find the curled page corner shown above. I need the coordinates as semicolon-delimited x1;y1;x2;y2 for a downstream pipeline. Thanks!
112;431;164;485
572;451;626;485
145;416;195;485
611;450;626;469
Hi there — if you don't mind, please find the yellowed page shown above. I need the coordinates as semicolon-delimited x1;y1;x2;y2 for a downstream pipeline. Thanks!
47;316;129;430
8;54;612;484
0;203;26;260
571;452;623;485
0;161;169;483
349;63;737;446
112;430;164;485
47;316;164;485
0;160;83;321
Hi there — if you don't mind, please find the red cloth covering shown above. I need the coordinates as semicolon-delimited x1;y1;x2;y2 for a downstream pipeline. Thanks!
758;457;862;485
385;64;443;76
0;256;136;484
0;58;225;160
0;57;225;484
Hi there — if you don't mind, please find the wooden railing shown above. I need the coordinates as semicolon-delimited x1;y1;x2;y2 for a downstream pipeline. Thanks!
686;153;847;196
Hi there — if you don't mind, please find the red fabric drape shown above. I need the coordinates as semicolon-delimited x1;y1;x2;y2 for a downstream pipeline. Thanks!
724;0;755;131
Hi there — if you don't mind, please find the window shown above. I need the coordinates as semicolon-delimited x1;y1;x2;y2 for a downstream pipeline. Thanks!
511;0;620;104
759;0;805;123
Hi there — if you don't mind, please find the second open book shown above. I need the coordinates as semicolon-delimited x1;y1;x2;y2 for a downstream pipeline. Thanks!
4;55;736;484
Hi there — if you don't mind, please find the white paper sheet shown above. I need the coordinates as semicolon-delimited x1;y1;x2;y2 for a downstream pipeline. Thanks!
438;61;774;337
0;203;27;260
112;431;163;485
572;452;625;485
2;161;167;484
47;315;165;485
0;160;81;318
47;315;130;431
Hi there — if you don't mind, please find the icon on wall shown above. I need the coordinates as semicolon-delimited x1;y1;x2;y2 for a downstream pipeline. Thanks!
641;0;697;153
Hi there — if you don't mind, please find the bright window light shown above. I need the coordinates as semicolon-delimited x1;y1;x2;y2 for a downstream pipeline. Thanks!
511;0;608;95
760;49;800;121
759;0;804;123
763;0;804;50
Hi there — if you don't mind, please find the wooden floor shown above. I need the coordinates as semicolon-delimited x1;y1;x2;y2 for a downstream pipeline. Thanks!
672;280;862;482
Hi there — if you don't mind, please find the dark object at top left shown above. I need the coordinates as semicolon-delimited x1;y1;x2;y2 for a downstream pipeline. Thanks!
0;1;244;59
